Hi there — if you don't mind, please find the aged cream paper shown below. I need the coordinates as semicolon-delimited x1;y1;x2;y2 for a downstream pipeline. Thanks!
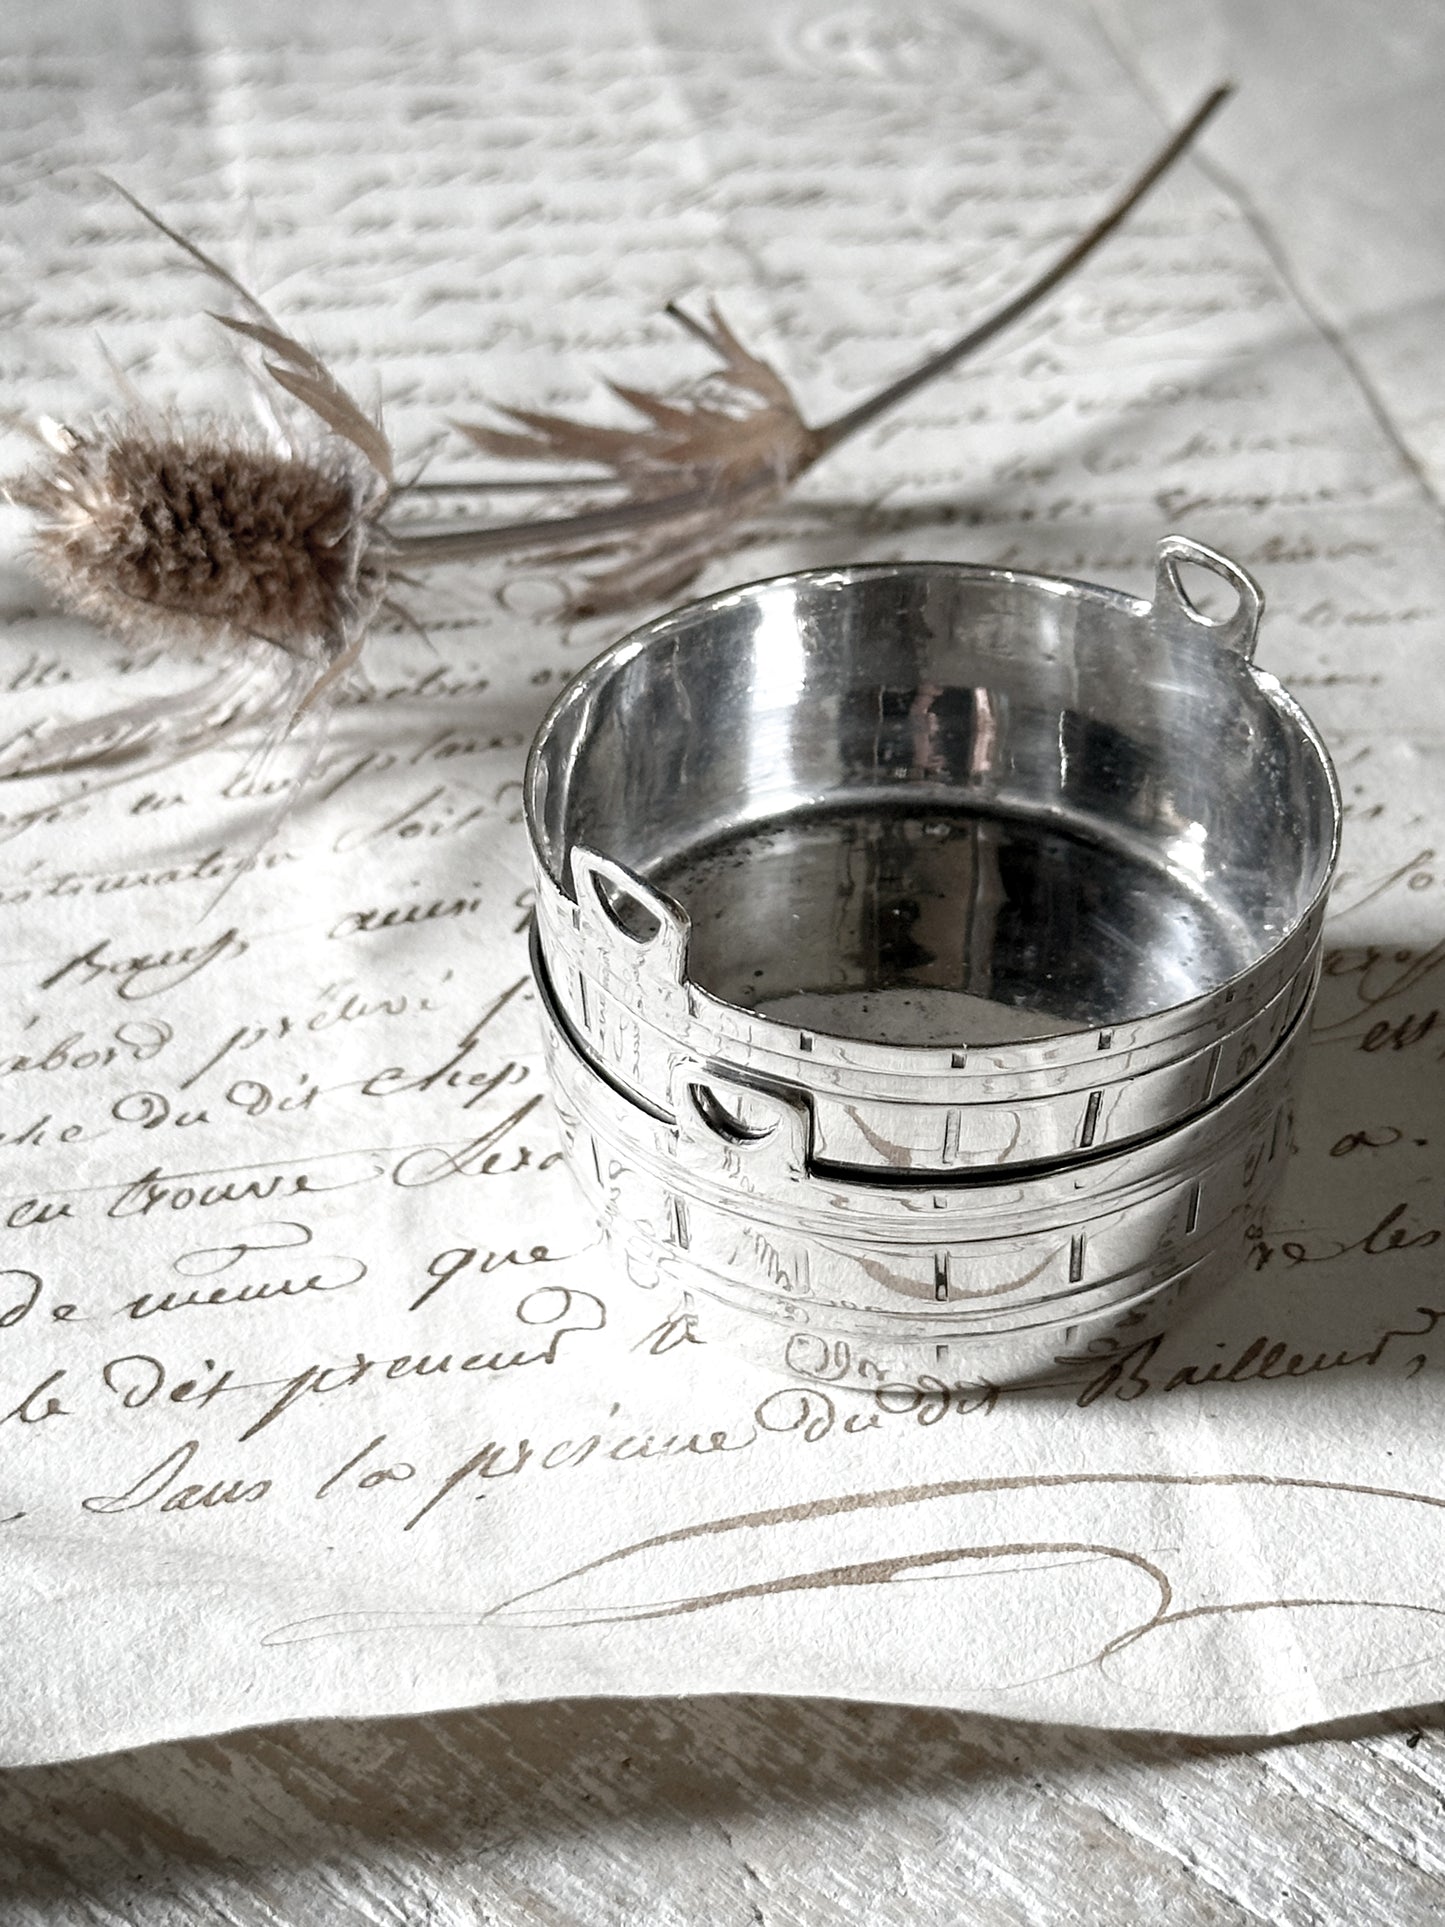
0;0;1442;1764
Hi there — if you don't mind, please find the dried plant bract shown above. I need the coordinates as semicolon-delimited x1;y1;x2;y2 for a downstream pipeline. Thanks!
449;303;821;610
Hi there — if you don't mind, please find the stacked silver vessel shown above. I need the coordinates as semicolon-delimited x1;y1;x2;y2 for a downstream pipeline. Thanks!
524;538;1340;1390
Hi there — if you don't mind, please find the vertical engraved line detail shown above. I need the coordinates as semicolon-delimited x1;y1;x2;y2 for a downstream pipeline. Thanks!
1068;1232;1086;1283
1203;1040;1224;1102
668;1194;691;1249
1186;1181;1202;1235
934;1252;950;1301
1080;1089;1103;1149
942;1108;961;1164
793;1241;811;1295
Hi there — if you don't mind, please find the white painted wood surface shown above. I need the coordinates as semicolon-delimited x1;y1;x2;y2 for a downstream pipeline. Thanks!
3;1696;1445;1923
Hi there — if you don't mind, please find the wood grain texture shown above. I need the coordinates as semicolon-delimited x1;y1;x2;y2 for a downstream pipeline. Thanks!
3;1698;1445;1924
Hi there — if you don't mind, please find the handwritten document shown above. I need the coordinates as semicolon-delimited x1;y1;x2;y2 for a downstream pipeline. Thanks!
0;0;1443;1763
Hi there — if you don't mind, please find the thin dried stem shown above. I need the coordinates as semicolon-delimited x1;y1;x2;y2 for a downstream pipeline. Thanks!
810;83;1232;452
405;476;623;493
390;484;727;563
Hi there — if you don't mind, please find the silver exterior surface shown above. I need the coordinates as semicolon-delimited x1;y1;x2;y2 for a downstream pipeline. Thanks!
540;865;1322;1174
535;932;1303;1392
526;540;1339;1174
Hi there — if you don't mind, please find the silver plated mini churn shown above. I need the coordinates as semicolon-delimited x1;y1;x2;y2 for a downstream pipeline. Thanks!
524;538;1341;1388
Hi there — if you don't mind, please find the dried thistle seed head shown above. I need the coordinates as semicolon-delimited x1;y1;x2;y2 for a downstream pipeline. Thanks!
0;183;405;790
10;416;389;658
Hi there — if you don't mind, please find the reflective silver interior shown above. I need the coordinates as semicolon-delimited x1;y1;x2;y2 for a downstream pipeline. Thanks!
530;563;1337;1047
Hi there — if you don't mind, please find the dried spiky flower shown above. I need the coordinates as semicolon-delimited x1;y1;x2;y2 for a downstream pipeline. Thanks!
13;418;387;661
412;84;1231;614
2;184;396;776
2;85;1228;778
448;302;821;610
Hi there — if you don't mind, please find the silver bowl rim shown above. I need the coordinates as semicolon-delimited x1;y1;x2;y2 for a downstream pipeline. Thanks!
524;557;1343;1054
